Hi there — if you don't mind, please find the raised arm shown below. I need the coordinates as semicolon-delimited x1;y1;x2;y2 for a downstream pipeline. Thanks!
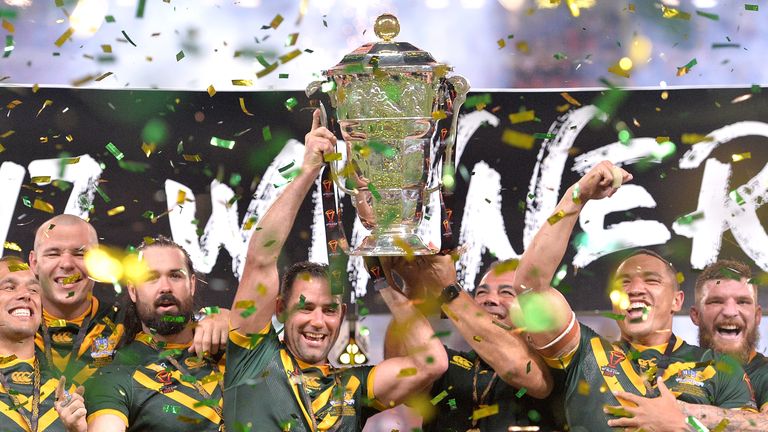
514;161;631;353
382;255;553;398
373;285;448;407
230;110;336;334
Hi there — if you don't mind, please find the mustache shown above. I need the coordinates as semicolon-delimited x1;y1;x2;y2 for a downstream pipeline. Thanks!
154;293;180;308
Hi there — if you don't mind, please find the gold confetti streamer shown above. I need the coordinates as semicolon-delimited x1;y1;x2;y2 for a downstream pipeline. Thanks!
501;129;535;150
94;72;113;82
509;110;535;124
731;152;751;162
107;206;125;216
54;27;74;47
36;100;53;117
472;404;499;420
231;79;253;86
3;242;22;251
33;199;54;214
182;154;202;162
238;97;254;116
207;85;216;97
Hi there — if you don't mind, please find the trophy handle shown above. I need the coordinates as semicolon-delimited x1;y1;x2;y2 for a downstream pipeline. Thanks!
329;158;359;196
442;75;470;178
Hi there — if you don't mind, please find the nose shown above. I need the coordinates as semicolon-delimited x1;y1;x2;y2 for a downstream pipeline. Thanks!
58;252;76;270
721;298;739;318
157;276;173;293
308;307;325;328
624;277;646;296
482;293;500;307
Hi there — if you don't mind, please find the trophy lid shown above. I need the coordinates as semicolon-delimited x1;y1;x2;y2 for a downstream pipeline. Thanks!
325;14;449;76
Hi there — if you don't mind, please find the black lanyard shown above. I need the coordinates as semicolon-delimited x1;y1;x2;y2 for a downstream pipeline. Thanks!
0;357;41;432
470;357;498;430
42;314;92;377
289;354;342;432
655;334;677;378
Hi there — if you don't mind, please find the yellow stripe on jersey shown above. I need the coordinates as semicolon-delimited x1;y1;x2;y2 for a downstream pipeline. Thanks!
229;321;271;349
87;408;129;426
38;404;61;432
590;337;646;403
132;370;221;425
0;398;30;431
280;349;315;431
365;366;387;411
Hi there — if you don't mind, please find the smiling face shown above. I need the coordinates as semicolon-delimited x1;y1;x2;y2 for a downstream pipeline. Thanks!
279;275;345;366
128;246;196;336
475;269;517;327
691;278;760;363
613;253;683;346
0;260;42;343
29;217;97;318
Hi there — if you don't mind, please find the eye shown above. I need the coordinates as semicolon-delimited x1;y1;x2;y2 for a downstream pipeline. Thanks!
500;289;516;297
323;306;338;315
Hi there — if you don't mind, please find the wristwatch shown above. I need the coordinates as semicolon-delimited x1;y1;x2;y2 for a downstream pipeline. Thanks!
439;282;462;305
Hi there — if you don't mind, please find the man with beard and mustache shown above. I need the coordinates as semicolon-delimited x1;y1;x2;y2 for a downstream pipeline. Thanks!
29;215;228;386
605;259;768;431
84;237;225;432
513;160;756;432
383;257;564;431
0;256;88;432
224;110;448;432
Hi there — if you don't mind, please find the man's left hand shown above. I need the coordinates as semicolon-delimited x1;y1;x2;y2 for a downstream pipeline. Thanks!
55;376;87;432
189;308;230;356
606;378;688;432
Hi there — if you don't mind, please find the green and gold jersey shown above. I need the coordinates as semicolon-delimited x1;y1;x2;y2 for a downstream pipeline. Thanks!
544;324;755;432
35;295;125;385
0;356;75;432
84;333;224;432
745;351;768;411
224;324;382;432
424;347;565;432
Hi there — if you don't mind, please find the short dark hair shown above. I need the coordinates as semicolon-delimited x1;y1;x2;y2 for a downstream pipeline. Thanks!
617;249;680;291
136;235;194;276
694;259;755;304
280;261;328;301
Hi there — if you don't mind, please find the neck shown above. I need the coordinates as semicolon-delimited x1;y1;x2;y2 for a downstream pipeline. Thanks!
625;332;673;348
0;335;36;360
43;296;92;321
141;323;194;345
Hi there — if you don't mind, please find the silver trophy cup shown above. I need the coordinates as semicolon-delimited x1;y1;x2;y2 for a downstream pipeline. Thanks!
307;14;469;256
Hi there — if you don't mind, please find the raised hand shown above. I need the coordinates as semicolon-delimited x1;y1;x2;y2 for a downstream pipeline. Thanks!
54;376;87;432
302;109;337;174
576;160;633;202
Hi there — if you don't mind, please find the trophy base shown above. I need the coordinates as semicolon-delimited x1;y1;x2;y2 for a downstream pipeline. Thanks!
350;232;436;256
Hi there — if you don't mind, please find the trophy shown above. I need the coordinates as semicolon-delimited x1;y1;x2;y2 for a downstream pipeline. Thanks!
307;14;469;256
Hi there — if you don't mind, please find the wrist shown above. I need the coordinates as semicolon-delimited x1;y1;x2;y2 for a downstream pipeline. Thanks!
438;282;462;305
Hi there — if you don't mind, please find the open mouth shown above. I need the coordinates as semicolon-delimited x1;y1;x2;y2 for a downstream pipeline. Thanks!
302;331;327;347
625;302;650;323
715;323;743;340
54;274;82;288
9;307;32;318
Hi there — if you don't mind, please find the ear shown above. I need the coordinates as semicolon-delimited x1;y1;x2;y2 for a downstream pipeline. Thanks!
189;273;197;298
690;305;701;326
671;290;684;313
276;297;287;323
128;284;138;303
28;250;37;273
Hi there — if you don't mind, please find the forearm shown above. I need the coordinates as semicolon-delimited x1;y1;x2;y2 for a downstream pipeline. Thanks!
443;292;552;398
380;287;447;374
679;402;767;431
516;183;583;292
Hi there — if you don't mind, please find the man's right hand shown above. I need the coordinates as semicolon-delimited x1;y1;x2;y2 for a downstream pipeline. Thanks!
302;109;337;175
575;160;633;202
379;254;457;300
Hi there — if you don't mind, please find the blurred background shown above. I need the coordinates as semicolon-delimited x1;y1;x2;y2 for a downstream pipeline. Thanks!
1;0;766;91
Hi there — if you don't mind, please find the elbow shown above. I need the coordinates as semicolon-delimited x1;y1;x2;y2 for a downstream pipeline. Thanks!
423;348;448;379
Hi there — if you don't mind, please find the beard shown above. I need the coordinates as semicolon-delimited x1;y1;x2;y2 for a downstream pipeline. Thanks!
135;293;194;336
699;324;759;364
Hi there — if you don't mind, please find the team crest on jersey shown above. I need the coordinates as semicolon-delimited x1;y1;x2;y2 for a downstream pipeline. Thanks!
155;370;177;393
10;371;32;385
450;355;472;370
329;389;356;416
675;369;704;388
601;350;626;378
91;337;116;367
52;331;74;345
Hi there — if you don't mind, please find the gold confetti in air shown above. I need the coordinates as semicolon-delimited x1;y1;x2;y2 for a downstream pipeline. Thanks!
502;129;535;150
182;154;202;162
238;97;255;116
681;133;713;145
509;110;535;124
472;404;499;420
731;152;751;162
54;27;74;47
3;242;22;252
107;206;125;216
176;190;187;205
36;100;53;117
207;85;216;97
730;94;752;104
231;79;253;86
141;142;156;157
33;199;54;213
396;368;418;378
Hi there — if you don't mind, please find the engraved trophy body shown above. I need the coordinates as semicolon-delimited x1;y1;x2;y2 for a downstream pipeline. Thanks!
307;14;469;256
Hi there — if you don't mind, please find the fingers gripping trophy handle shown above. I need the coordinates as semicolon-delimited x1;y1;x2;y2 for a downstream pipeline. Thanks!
441;75;470;186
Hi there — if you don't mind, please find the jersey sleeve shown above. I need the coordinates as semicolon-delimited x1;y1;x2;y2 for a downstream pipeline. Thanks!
713;354;758;411
541;321;592;371
224;321;280;388
349;364;384;420
84;364;132;426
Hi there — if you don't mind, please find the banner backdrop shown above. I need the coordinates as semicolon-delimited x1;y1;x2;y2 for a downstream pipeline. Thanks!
1;85;767;312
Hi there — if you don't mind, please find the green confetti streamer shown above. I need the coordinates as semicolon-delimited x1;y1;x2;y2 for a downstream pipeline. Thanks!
3;35;13;58
105;142;124;160
533;133;556;139
158;349;183;358
675;211;704;225
729;190;745;205
95;185;111;203
181;374;196;383
711;43;740;49
210;137;235;149
284;97;298;111
176;50;185;62
601;312;625;321
367;183;381;201
464;93;492;108
203;306;220;314
163;404;180;414
21;196;31;207
447;398;457;410
695;10;719;20
430;390;449;405
432;330;451;339
121;30;136;47
136;0;146;18
262;126;272;141
229;173;242;187
105;15;115;23
240;306;257;318
745;4;758;11
515;387;528;398
553;52;567;60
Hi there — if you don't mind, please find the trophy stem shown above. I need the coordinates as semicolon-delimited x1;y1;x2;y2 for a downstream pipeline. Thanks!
351;225;435;256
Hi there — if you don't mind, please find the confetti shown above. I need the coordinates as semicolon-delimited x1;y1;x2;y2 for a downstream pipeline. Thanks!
256;63;278;78
677;58;697;77
231;79;253;86
30;176;51;184
2;18;14;33
36;99;53;117
492;259;519;275
141;142;156;157
497;38;505;49
238;97;254;116
323;152;342;162
675;212;704;225
464;93;492;109
268;14;284;29
367;183;381;201
471;404;499;420
661;6;691;20
262;126;272;141
33;199;54;214
711;43;740;49
509;110;535;124
3;242;21;252
731;152;751;162
54;27;74;47
284;97;297;111
106;142;124;160
681;133;712;145
547;210;567;225
107;206;125;216
501;129;534;150
515;41;529;54
431;110;447;120
94;72;113;82
533;133;555;140
279;49;301;64
210;137;235;149
515;387;527;398
686;416;709;432
396;368;417;377
744;4;758;11
3;35;12;58
121;30;137;47
601;312;625;321
560;92;582;106
183;154;202;162
696;10;719;20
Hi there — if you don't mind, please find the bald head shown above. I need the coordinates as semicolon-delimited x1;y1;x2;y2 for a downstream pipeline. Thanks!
34;214;98;251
